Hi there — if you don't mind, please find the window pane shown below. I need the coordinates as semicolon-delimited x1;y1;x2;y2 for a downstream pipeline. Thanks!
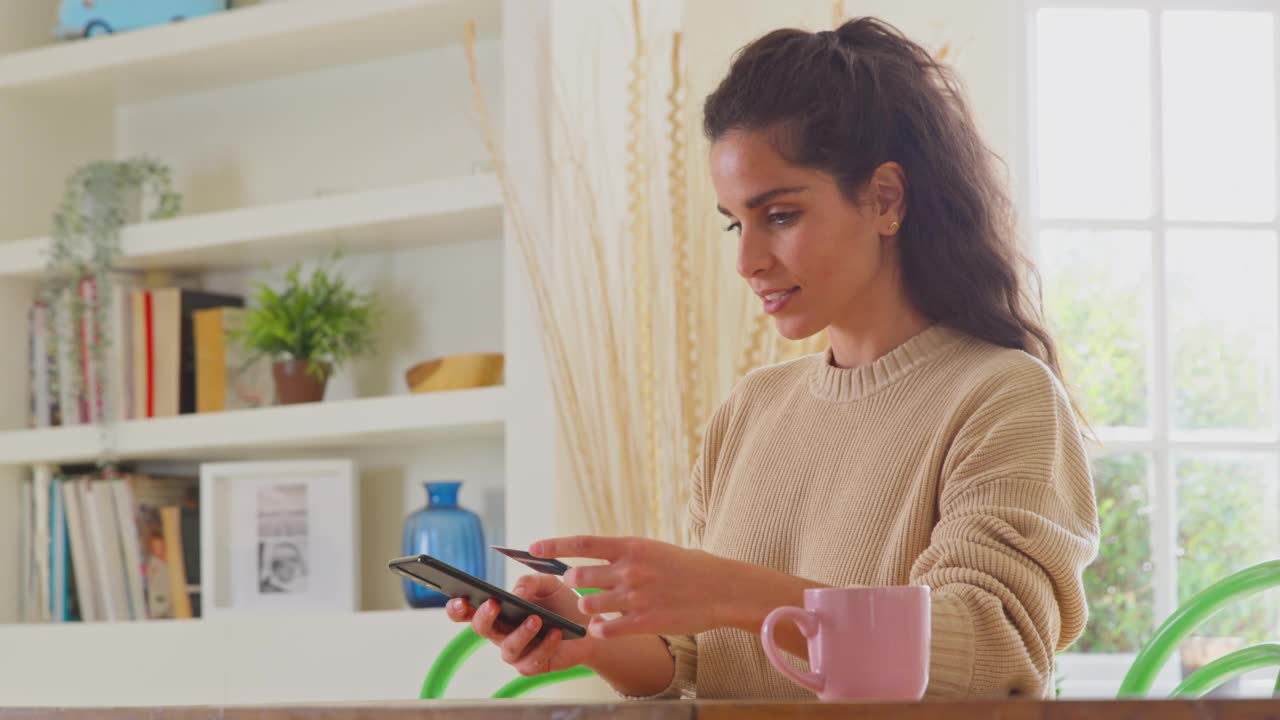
1163;12;1275;222
1076;454;1154;653
1177;454;1279;642
1036;9;1150;219
1168;230;1277;434
1041;230;1150;428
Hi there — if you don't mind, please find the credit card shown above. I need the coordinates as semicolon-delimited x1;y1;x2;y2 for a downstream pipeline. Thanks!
492;546;571;576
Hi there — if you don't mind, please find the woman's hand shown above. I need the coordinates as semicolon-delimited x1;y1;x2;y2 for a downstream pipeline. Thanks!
530;536;808;640
445;573;598;676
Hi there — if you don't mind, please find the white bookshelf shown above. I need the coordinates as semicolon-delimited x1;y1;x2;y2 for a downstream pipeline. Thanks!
0;0;501;102
0;173;503;277
0;0;572;707
0;387;507;465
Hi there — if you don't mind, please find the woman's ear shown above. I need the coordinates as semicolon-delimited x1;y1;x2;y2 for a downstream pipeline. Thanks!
867;161;907;236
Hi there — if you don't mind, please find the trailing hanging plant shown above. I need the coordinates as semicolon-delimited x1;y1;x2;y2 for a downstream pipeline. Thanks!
47;157;181;276
235;259;379;391
42;157;181;462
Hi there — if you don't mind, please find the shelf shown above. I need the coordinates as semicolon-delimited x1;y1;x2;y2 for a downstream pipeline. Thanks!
0;173;502;278
0;386;506;465
0;609;517;705
0;0;502;103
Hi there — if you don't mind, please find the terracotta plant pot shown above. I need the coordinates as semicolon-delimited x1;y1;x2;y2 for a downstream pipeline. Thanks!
272;360;331;405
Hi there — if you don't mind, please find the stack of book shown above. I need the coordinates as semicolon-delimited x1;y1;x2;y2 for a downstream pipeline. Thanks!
27;277;272;428
17;465;202;623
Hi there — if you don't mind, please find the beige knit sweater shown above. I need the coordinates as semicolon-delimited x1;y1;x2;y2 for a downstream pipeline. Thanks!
652;325;1099;700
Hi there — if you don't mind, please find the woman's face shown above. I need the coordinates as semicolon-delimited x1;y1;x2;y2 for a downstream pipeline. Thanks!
710;129;899;341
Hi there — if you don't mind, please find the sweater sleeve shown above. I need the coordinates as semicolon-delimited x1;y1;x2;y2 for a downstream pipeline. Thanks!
620;392;734;700
911;359;1100;698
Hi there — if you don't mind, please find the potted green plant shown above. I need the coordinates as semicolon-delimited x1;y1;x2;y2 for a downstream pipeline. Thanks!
236;261;378;405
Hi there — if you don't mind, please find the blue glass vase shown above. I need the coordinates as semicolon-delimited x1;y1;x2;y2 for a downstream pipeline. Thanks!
401;481;486;608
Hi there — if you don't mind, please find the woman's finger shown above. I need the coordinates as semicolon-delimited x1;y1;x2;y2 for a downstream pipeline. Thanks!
577;588;627;616
564;564;618;591
515;629;562;676
512;573;563;601
472;600;509;643
530;536;627;562
587;612;652;640
446;597;475;622
500;614;543;664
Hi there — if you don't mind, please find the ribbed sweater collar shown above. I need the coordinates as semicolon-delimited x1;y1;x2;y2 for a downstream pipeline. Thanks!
807;324;963;402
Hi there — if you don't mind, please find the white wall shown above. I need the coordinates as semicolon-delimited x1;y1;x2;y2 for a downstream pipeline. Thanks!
115;41;503;213
682;0;1021;204
843;0;1024;195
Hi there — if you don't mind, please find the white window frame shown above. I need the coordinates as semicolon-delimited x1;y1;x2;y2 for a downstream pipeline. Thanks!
1020;0;1280;696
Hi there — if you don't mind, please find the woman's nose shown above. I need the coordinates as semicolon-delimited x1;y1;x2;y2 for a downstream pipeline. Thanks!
736;227;772;279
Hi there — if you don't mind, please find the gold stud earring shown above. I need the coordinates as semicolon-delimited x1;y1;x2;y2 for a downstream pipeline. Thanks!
888;220;900;234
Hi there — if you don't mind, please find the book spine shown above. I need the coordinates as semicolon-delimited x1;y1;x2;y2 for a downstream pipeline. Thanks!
79;276;102;424
111;480;147;620
28;305;38;427
160;506;193;619
93;479;131;621
144;291;155;419
34;304;51;428
180;501;201;618
55;289;80;426
44;302;61;427
32;466;50;622
111;280;134;422
78;279;90;424
18;478;31;623
80;480;117;621
63;480;97;622
131;290;146;422
50;476;66;622
194;309;224;413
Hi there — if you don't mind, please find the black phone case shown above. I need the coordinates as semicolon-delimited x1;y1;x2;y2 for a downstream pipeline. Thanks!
388;554;587;640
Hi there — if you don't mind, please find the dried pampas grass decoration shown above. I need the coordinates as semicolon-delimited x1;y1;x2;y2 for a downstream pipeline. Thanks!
463;14;828;543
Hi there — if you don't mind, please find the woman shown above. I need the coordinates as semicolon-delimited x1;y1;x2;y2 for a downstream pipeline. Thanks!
448;17;1099;699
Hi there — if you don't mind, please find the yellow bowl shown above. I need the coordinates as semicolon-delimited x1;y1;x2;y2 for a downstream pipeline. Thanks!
405;352;505;393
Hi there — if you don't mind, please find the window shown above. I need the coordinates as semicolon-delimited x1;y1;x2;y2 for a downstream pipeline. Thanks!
1029;1;1280;672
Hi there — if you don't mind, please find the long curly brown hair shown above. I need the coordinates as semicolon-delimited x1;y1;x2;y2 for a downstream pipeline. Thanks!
704;17;1066;386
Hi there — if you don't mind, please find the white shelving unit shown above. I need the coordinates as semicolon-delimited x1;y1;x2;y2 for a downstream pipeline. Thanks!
0;0;569;706
0;0;501;101
0;387;507;465
0;173;503;277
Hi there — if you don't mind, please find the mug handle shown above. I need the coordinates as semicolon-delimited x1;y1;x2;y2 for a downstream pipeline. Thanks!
761;606;825;694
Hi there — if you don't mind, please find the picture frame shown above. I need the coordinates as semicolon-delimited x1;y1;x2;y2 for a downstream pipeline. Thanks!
200;459;357;616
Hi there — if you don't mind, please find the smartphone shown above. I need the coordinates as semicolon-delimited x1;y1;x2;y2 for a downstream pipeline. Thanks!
388;554;587;640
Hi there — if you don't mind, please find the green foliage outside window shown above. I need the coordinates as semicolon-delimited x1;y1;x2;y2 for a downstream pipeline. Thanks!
1047;250;1277;652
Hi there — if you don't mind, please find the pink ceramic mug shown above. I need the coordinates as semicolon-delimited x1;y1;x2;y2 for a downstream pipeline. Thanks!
761;585;931;701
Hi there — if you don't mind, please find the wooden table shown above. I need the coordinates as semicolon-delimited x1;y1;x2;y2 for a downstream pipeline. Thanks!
4;700;1280;720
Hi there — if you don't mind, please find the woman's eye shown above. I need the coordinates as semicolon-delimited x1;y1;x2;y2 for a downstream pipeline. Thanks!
768;211;798;226
723;221;742;235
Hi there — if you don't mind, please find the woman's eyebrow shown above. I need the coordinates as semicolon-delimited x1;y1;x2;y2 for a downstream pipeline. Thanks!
716;186;810;216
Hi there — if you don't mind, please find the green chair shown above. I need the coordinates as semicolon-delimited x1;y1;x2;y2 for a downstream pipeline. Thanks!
419;626;595;699
1119;559;1280;698
420;588;600;700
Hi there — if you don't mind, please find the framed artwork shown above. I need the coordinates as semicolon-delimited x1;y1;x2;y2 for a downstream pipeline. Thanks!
200;459;357;615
